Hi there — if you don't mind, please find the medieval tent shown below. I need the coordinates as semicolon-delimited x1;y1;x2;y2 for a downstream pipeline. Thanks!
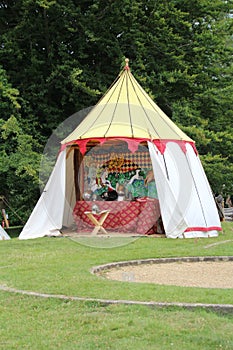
0;225;11;240
19;59;221;240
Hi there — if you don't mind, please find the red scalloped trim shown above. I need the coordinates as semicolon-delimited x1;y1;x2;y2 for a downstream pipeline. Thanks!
61;137;197;156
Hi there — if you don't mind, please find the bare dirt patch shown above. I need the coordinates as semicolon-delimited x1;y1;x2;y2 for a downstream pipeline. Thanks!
103;261;233;288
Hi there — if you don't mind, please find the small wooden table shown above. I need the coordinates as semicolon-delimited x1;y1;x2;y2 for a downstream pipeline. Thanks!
84;210;110;235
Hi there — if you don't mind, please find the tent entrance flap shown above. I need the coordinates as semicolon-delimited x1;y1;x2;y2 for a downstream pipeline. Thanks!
148;141;221;238
19;150;66;239
148;141;188;237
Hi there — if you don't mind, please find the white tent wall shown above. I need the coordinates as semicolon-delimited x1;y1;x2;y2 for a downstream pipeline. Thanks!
19;150;66;239
148;141;221;238
62;148;76;228
183;144;220;238
0;225;11;240
148;141;188;237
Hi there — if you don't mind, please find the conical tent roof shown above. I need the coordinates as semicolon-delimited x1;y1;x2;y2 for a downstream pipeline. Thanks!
62;59;193;146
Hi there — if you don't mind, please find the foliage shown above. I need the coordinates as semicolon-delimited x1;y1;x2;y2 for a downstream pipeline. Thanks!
0;65;21;115
0;115;42;223
0;67;42;223
201;153;233;195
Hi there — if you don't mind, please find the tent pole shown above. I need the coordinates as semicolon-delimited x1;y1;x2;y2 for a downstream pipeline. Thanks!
162;155;170;180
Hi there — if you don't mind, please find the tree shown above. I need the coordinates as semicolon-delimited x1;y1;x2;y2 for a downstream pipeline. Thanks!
0;66;42;223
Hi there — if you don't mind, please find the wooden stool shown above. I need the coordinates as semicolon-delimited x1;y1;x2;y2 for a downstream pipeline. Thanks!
84;210;110;235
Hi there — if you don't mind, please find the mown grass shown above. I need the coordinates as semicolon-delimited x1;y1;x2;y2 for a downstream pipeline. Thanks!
0;221;233;349
1;293;233;350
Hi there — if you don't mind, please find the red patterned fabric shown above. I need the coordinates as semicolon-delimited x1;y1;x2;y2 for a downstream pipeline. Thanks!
73;199;161;234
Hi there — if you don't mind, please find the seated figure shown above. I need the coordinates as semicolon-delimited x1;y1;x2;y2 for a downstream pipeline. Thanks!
145;170;158;199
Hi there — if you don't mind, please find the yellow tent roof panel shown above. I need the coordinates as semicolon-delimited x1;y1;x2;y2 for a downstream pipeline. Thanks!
62;61;193;145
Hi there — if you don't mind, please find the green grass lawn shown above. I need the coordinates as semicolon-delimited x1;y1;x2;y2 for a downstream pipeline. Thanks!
0;221;233;349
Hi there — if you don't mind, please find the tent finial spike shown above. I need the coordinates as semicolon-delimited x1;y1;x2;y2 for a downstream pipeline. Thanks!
124;58;130;70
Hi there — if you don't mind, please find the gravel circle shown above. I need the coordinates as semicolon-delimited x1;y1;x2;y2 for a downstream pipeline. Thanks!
94;257;233;289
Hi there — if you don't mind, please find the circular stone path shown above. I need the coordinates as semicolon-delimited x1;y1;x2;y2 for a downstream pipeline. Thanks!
93;256;233;289
1;256;233;312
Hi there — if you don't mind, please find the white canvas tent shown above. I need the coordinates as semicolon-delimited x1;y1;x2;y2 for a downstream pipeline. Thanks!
0;225;11;240
19;60;221;240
